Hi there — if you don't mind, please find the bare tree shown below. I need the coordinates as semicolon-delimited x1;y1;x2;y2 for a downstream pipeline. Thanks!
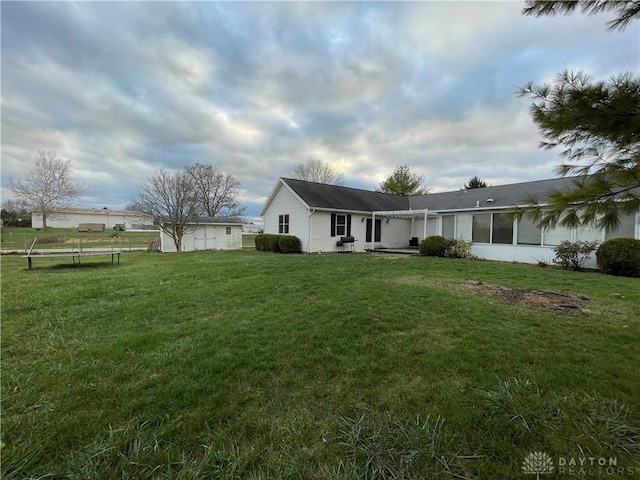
290;157;344;185
8;150;82;229
184;162;246;218
128;169;199;252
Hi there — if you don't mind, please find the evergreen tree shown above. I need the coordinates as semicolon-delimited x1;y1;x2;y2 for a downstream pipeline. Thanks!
519;1;640;231
465;176;488;189
377;165;428;196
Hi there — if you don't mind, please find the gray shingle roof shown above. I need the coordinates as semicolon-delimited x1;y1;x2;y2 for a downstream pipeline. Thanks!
410;176;582;211
281;176;591;213
282;178;410;212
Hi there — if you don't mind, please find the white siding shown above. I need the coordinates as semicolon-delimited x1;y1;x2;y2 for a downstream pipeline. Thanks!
262;183;311;249
161;224;242;252
380;218;412;248
310;212;367;252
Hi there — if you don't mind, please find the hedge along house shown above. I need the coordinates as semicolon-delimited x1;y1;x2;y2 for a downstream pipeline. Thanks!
160;217;244;253
32;207;154;230
261;177;640;266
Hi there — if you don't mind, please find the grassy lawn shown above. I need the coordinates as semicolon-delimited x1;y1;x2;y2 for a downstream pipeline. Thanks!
2;251;639;479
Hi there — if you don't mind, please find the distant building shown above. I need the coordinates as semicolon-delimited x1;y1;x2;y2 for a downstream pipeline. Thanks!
32;207;154;230
242;222;263;234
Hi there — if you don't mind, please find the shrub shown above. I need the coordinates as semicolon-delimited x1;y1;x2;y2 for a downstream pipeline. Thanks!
596;238;640;277
38;237;64;244
255;234;302;253
265;234;281;253
147;238;161;253
254;234;266;251
449;238;474;259
419;236;451;257
553;240;599;271
278;235;302;254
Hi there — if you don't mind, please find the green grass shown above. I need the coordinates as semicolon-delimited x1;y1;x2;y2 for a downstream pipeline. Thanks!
2;251;639;479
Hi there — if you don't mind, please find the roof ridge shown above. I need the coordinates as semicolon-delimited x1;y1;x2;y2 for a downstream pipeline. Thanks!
281;177;407;198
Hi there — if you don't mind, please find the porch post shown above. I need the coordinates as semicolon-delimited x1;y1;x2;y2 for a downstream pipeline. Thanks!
371;213;376;251
423;210;428;239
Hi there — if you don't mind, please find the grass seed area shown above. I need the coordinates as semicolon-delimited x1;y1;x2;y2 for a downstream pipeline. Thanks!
1;251;639;479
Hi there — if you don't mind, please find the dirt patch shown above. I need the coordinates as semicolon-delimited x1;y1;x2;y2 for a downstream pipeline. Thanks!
460;281;591;315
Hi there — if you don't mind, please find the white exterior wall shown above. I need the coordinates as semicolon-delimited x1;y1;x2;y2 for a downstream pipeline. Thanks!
263;184;311;250
309;212;366;252
379;217;413;249
411;217;438;241
32;211;153;230
161;224;242;252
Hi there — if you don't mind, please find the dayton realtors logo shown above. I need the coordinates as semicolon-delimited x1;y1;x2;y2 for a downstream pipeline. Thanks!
523;452;638;477
522;451;554;479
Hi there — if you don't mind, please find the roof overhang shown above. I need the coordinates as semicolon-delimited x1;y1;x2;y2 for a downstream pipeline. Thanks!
372;209;431;218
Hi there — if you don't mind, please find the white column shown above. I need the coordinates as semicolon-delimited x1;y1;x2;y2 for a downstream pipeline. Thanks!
371;213;376;250
423;210;428;239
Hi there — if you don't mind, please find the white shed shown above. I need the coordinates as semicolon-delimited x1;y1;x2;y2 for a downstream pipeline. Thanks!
160;217;244;252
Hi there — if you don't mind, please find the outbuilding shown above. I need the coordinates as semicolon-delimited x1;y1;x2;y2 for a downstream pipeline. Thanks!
160;217;244;252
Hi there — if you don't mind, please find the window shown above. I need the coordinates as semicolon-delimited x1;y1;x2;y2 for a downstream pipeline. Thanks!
472;213;491;243
331;213;351;237
517;216;542;245
492;213;514;244
442;215;455;239
605;213;637;240
278;214;289;234
225;226;232;235
336;214;347;236
472;213;514;244
543;225;573;246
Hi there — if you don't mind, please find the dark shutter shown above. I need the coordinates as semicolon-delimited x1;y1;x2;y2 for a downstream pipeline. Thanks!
346;215;352;237
331;213;336;237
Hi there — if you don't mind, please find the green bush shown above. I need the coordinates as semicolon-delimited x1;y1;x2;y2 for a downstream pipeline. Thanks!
596;238;640;277
419;236;452;257
265;234;281;253
254;234;266;251
255;234;302;253
553;240;599;271
278;235;302;254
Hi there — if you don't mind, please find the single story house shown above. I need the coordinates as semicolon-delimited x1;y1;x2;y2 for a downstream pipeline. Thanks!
260;177;640;266
32;207;154;230
160;217;244;253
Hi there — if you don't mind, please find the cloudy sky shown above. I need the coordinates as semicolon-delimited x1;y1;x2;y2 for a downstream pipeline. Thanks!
1;1;638;219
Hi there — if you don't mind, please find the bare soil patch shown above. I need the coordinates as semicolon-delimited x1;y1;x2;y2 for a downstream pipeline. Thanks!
460;281;591;315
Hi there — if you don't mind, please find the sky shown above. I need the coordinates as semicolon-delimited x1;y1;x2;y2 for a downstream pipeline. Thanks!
1;1;638;220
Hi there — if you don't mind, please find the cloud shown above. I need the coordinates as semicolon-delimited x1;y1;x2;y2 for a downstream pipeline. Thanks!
1;2;637;215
